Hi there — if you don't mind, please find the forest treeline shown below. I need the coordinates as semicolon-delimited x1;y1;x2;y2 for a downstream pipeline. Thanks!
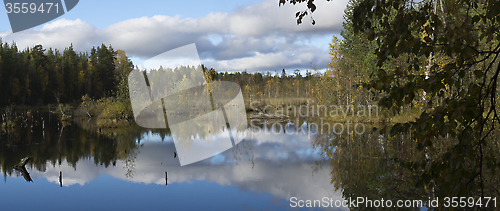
0;40;324;108
0;40;135;106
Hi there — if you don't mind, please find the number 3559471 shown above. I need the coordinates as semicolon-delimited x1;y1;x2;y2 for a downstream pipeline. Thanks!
5;3;59;14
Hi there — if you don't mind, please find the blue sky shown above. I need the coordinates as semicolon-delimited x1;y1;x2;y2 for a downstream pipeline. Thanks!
0;0;347;73
1;0;264;30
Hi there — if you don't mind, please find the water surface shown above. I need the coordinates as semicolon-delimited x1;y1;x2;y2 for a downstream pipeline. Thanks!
1;111;344;210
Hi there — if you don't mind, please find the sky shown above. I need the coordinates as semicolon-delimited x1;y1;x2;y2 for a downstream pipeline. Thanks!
0;0;348;73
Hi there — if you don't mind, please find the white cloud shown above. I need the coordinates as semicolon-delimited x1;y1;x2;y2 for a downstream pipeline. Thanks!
3;18;99;53
0;0;347;72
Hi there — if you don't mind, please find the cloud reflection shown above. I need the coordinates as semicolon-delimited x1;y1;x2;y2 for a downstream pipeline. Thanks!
28;127;344;209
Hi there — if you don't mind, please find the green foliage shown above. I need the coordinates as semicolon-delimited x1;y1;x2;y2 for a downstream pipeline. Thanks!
114;49;134;101
351;0;500;198
312;2;394;122
0;41;133;106
195;65;316;109
76;95;133;128
280;0;500;201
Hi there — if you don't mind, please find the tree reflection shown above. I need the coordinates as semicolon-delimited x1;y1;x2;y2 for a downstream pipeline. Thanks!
123;147;138;179
14;166;33;183
0;110;145;181
312;121;500;210
0;108;253;181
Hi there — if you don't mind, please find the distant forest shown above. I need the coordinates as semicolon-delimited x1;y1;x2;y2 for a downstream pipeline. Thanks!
0;40;133;106
0;40;319;107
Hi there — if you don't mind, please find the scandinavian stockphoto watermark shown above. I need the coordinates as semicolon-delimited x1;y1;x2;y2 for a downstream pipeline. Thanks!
3;0;79;32
249;100;379;135
128;43;248;166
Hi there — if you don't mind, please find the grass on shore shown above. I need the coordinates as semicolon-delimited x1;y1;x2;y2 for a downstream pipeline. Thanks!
72;93;423;129
74;95;134;128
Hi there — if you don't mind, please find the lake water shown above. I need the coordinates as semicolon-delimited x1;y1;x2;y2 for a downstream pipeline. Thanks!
1;110;498;210
0;110;348;210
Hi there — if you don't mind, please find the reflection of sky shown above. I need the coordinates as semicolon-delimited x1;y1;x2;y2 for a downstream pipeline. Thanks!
1;128;347;211
1;175;286;211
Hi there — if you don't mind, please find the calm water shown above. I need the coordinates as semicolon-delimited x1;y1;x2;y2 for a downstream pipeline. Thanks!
0;110;345;211
1;109;498;210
